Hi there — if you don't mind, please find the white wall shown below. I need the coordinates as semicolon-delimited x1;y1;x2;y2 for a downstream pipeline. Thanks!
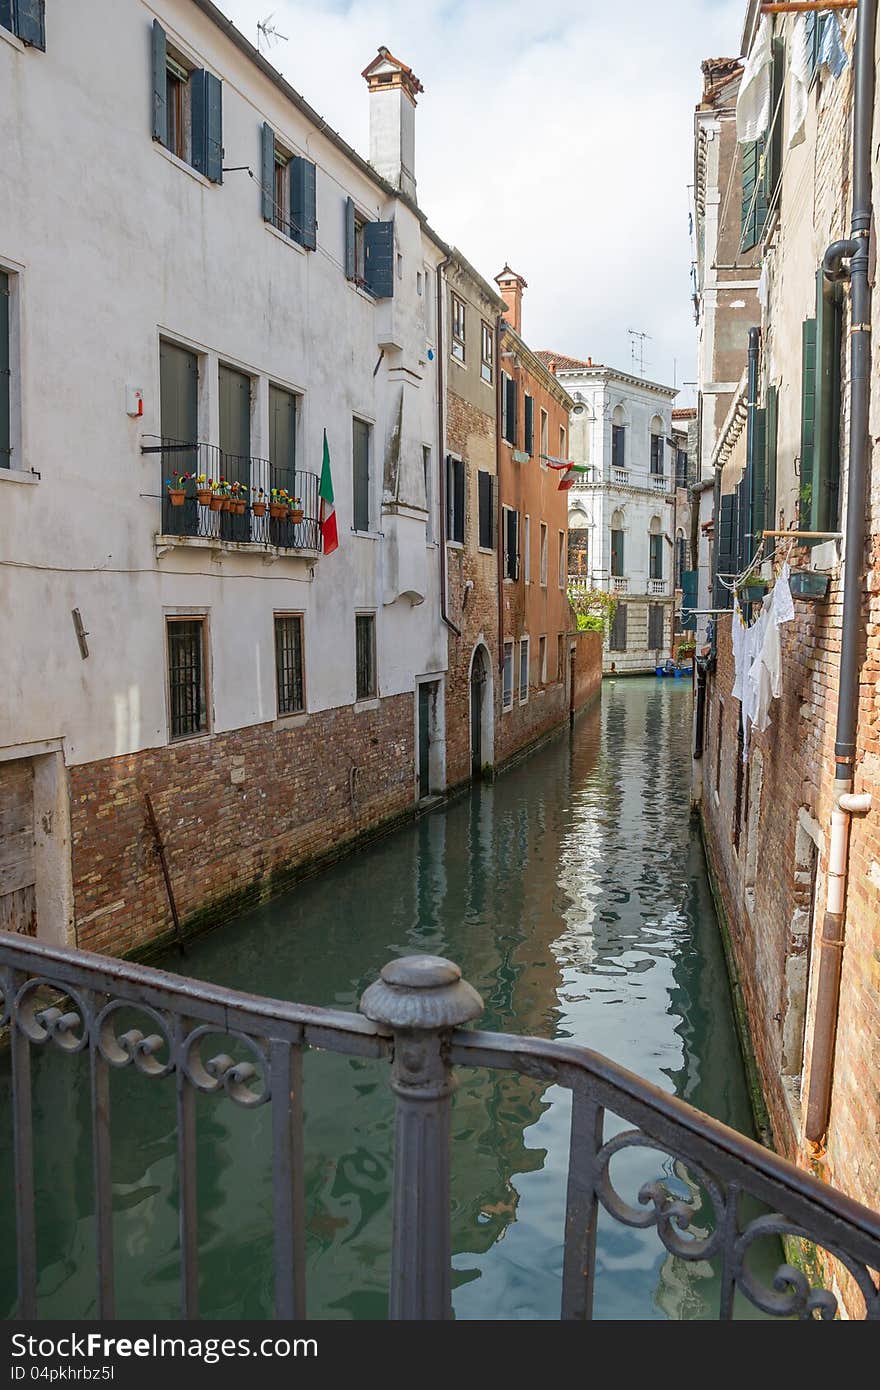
0;0;446;769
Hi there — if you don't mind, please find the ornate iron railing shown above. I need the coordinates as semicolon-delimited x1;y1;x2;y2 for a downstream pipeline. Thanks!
1;930;879;1321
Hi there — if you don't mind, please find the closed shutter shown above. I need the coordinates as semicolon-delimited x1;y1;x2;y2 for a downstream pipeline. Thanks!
151;19;167;145
504;509;519;579
610;603;627;652
191;70;223;183
750;405;767;555
764;39;784;207
0;270;9;467
611;529;624;576
0;760;37;937
364;221;394;298
504;375;517;446
0;2;13;35
490;473;498;549
741;140;768;251
260;123;275;221
681;571;697;632
344;198;356;280
524;394;534;455
765;384;778;532
611;424;625;469
352;419;370;531
812;270;843;533
735;475;749;574
478;470;494;549
648;604;664;650
16;0;45;48
800;318;817;529
291;157;317;250
714;493;735;609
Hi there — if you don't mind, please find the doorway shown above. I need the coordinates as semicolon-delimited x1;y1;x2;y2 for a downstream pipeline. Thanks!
417;679;444;801
468;644;494;780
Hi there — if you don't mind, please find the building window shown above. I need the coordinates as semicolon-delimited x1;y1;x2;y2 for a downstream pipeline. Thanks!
540;522;548;586
524;514;531;584
675;531;687;589
0;268;12;469
610;526;624;577
539;635;547;684
557;634;565;682
274;614;305;716
502;372;517;445
524;394;534;455
481;322;494;383
273;149;289;233
165;53;192;163
609;603;627;652
423;445;434;542
451;294;466;362
447;454;465;544
1;1;46;47
649;530;664;580
612;422;626;469
355;613;377;700
502;642;514;711
352;417;371;532
477;469;495;549
648;603;665;649
167;618;208;740
559;424;567;460
557;531;566;588
675;448;688;488
650;423;665;475
540;407;549;463
503;506;520;580
519;638;530;704
152;23;223;183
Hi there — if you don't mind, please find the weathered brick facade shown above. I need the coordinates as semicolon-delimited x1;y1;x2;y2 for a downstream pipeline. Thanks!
69;693;415;957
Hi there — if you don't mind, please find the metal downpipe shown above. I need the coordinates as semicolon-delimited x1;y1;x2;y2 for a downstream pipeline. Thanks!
804;0;877;1145
436;258;461;638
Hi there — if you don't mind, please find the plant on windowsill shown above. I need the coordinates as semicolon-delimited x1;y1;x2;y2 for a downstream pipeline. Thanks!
166;473;191;507
195;475;212;506
251;487;267;518
230;482;248;515
289;496;304;525
269;488;289;520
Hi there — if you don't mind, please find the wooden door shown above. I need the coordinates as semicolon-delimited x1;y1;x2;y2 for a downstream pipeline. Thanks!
0;760;36;936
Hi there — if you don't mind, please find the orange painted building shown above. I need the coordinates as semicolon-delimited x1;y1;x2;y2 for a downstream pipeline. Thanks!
494;268;576;764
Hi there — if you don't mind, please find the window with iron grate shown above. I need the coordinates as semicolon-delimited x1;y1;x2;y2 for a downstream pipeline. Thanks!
274;614;305;716
167;619;208;740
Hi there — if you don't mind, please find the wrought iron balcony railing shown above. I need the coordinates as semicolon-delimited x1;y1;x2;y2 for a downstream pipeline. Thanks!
145;438;321;554
1;929;879;1321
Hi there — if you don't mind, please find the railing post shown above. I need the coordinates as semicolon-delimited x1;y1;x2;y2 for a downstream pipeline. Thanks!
360;956;483;1321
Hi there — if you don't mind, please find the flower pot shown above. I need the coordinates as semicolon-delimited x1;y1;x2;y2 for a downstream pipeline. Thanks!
269;503;287;520
252;501;267;518
289;507;304;525
220;498;231;512
233;501;246;515
196;489;212;506
168;489;186;507
209;495;224;512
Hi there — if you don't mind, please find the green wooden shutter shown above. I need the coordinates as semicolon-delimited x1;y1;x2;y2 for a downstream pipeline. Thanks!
800;318;817;529
151;20;167;145
344;198;356;281
291;157;317;250
812;270;843;534
192;70;223;183
16;0;44;48
765;384;778;533
750;405;767;551
715;493;735;609
681;571;697;632
765;39;784;207
0;270;10;467
364;221;394;298
504;375;517;445
260;123;275;221
0;2;14;35
524;394;534;455
741;140;768;251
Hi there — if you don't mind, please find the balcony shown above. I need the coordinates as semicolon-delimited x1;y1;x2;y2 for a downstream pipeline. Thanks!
611;575;628;594
612;468;630;487
648;578;667;596
650;473;670;494
146;439;321;557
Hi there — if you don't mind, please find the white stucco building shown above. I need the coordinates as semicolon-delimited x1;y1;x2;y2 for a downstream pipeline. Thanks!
0;1;461;953
539;355;677;673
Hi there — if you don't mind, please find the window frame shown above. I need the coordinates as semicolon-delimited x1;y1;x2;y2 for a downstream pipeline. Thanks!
540;522;548;587
518;636;530;705
539;635;547;685
540;407;549;465
446;453;465;545
503;505;520;581
423;444;434;543
558;530;566;589
274;612;306;718
352;416;372;533
451;293;466;363
166;615;210;742
355;611;377;702
480;321;494;383
502;641;514;711
477;468;495;550
524;513;531;586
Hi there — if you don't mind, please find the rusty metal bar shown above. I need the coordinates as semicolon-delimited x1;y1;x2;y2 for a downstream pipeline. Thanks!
760;2;856;11
560;1091;604;1320
89;1027;115;1320
10;983;37;1319
718;1183;741;1319
270;1040;307;1319
175;1016;199;1319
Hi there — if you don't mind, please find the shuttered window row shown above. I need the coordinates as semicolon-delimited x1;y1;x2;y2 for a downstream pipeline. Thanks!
477;470;497;550
152;20;223;183
800;271;843;534
260;123;317;249
741;38;784;251
0;0;45;49
446;455;465;544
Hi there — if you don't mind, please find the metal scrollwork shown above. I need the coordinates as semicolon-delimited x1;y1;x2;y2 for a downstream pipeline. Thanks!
182;1025;270;1107
15;978;89;1053
594;1128;726;1262
733;1213;880;1320
96;999;175;1078
0;968;11;1028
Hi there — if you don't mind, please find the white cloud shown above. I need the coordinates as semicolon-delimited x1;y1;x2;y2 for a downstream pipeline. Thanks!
220;0;744;396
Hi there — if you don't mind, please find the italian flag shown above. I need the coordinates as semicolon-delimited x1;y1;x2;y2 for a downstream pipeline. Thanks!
541;454;588;492
319;429;338;556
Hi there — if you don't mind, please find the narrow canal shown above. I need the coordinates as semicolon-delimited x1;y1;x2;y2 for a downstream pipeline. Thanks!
1;678;766;1320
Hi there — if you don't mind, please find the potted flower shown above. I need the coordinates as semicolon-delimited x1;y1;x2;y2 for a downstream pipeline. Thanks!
269;487;289;520
208;479;224;512
195;475;212;506
217;479;232;512
252;487;267;518
289;495;304;525
230;482;248;515
166;473;190;507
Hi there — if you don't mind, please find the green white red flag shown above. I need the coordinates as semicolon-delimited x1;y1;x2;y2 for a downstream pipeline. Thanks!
540;454;587;491
319;429;338;555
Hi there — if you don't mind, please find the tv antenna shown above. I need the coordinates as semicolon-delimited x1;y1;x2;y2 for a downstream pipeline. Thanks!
627;328;651;378
257;13;288;53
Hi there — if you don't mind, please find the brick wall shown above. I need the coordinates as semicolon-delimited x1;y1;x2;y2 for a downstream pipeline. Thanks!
572;629;603;711
69;693;415;958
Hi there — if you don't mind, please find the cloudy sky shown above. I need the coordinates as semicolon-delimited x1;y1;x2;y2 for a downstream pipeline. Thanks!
221;0;745;399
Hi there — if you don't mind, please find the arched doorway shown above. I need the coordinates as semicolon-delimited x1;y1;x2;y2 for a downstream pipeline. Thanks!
469;644;494;779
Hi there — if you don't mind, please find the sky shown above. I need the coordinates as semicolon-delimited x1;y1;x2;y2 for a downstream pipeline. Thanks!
221;0;745;401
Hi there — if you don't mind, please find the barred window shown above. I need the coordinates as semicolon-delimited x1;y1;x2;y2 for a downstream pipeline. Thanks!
274;614;305;716
356;613;377;700
167;619;208;740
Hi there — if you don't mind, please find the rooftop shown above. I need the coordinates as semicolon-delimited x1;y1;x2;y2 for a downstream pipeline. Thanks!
537;351;601;372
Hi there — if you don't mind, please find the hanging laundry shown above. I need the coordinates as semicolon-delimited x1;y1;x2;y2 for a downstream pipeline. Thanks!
737;15;773;143
818;14;848;79
789;15;810;149
731;598;748;702
757;262;769;312
746;565;795;735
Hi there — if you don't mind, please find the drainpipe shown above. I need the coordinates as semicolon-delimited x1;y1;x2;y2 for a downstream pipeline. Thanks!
496;316;505;673
436;257;461;637
804;0;876;1144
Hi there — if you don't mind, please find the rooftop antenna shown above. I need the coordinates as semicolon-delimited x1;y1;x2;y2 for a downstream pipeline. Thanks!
257;13;288;54
627;328;651;378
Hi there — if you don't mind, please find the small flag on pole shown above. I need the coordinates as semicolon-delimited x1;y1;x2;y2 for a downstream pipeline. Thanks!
319;430;338;555
539;454;588;491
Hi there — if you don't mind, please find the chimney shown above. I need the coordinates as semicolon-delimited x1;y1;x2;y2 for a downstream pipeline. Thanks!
494;265;528;335
362;47;423;202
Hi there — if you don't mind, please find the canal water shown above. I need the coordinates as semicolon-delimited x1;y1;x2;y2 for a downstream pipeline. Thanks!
0;678;769;1320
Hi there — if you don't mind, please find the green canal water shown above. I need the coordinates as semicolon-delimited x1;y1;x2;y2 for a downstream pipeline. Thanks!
0;678;771;1320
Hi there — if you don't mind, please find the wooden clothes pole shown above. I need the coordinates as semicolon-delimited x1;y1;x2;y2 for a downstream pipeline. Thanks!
760;2;856;13
145;793;186;955
761;529;842;538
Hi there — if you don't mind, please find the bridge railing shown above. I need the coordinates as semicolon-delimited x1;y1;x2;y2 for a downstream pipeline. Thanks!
1;930;878;1321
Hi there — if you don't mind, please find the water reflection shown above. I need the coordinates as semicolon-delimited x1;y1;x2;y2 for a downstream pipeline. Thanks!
0;680;765;1319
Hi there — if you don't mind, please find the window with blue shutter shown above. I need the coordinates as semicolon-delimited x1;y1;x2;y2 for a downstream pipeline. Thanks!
681;571;697;632
260;123;275;221
799;317;817;529
0;270;10;467
291;157;317;250
344;198;357;281
0;2;13;36
191;69;223;183
151;20;168;145
3;0;45;47
524;394;534;456
749;405;767;554
363;221;394;298
611;423;625;469
714;493;735;609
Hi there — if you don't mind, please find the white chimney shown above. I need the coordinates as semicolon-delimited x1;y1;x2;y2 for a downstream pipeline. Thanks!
362;47;423;203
